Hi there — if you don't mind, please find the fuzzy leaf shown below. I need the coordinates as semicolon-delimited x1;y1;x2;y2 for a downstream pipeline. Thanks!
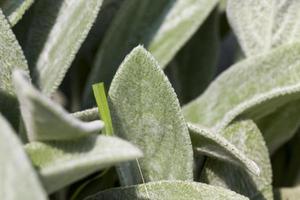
0;114;47;200
256;100;300;154
201;120;273;200
73;107;99;122
25;135;142;194
188;123;260;175
85;180;249;200
227;0;300;56
274;186;300;200
13;70;104;142
108;46;193;185
183;42;300;130
149;0;219;67
0;0;34;26
27;0;103;96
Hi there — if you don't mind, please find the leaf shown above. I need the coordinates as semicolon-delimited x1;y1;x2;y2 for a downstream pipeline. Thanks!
201;120;273;200
188;123;260;175
255;100;300;154
73;107;99;122
83;0;219;107
0;114;47;200
85;180;249;200
13;70;104;142
108;46;193;185
26;0;104;96
148;0;219;67
183;42;300;130
0;9;29;127
274;186;300;200
227;0;300;56
25;135;142;194
0;0;34;26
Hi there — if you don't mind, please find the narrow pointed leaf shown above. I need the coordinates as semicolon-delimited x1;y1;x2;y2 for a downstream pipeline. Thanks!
13;70;104;142
188;123;259;175
0;114;47;200
183;42;300;130
108;46;193;185
27;0;104;96
227;0;300;56
0;0;34;26
85;180;249;200
202;120;273;200
25;135;142;194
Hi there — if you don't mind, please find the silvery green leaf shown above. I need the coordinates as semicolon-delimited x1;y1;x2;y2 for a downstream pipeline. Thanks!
108;46;193;185
25;135;142;194
188;123;259;175
85;180;249;200
73;107;99;122
183;42;300;130
227;0;300;56
27;0;103;96
149;0;219;67
256;100;300;154
0;8;29;128
0;114;47;200
202;120;273;200
0;0;34;26
13;70;104;142
83;0;219;107
274;186;300;200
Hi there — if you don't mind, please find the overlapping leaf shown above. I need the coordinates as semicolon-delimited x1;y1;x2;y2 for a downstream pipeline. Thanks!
227;0;300;56
188;123;259;175
25;135;142;194
85;181;249;200
13;70;104;141
26;0;104;96
108;46;193;185
0;114;47;200
0;0;34;26
201;120;273;200
183;42;300;130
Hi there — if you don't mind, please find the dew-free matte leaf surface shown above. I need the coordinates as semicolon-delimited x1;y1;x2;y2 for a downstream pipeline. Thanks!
202;120;273;200
25;135;142;194
108;46;193;185
73;107;99;122
0;114;47;200
149;0;219;67
13;70;104;141
188;123;259;175
227;0;300;56
28;0;103;96
0;0;34;26
183;42;300;130
85;180;249;200
274;186;300;200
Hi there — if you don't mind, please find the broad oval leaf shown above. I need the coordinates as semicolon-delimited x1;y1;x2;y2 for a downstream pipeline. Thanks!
201;120;273;200
85;180;249;200
27;0;104;96
0;114;47;200
0;0;34;26
183;42;300;130
108;46;193;185
13;70;104;142
227;0;300;56
25;135;142;194
188;123;259;175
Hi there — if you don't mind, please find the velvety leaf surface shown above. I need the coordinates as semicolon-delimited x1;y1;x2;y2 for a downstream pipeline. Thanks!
227;0;300;56
73;107;99;122
183;42;300;130
188;123;259;175
13;70;104;141
27;0;103;96
201;120;273;200
108;46;193;185
0;0;34;26
25;135;142;194
85;181;249;200
274;186;300;200
0;114;47;200
149;0;219;67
